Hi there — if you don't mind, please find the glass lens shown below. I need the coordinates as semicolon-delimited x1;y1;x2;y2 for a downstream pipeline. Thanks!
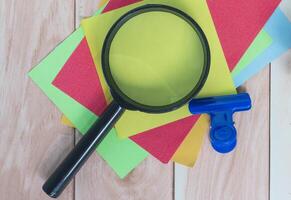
109;11;205;107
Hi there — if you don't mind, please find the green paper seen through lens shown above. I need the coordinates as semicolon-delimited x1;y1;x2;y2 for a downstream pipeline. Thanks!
107;10;207;108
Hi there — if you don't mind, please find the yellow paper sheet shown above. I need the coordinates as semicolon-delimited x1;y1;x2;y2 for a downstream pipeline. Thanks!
172;115;209;166
81;0;236;139
61;115;74;127
97;0;109;8
81;6;190;138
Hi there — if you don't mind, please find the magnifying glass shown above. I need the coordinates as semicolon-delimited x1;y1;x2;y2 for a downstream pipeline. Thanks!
43;4;210;198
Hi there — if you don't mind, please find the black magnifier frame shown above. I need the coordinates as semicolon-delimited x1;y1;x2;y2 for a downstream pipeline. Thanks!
42;4;210;198
102;4;211;113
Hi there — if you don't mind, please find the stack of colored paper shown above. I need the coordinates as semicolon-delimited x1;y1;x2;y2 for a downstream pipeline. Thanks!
29;0;290;178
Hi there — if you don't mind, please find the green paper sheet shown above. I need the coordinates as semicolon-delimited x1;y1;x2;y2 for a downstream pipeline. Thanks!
231;30;272;77
28;6;148;178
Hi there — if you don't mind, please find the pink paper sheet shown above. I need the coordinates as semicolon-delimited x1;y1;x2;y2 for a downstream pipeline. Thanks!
53;38;107;116
103;0;142;13
206;0;281;70
130;115;199;163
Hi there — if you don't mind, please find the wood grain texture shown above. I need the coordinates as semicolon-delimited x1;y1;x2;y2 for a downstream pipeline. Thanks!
74;1;174;199
2;0;285;199
175;66;270;200
269;4;291;200
270;50;291;200
0;0;75;199
75;133;173;200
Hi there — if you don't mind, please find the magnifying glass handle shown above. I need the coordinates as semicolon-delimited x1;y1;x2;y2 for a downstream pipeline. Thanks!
42;101;124;198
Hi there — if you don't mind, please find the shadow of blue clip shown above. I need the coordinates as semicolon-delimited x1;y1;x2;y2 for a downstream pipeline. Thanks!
188;93;252;154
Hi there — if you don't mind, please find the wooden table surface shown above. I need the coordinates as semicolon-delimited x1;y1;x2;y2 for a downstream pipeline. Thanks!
0;0;290;199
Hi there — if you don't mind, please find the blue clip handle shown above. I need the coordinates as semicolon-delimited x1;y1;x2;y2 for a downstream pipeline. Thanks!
189;93;252;153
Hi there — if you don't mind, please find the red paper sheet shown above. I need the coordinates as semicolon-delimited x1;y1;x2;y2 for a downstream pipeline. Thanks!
206;0;281;70
53;38;107;116
52;0;199;163
103;0;142;13
130;115;199;163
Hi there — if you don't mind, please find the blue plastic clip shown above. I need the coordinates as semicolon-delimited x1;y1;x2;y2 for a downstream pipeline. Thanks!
188;93;252;153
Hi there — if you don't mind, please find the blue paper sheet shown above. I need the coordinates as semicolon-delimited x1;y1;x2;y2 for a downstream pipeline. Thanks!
233;8;291;87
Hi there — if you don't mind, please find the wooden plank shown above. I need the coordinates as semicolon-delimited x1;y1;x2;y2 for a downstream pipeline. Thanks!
75;0;102;27
175;67;270;200
280;0;291;21
0;0;75;199
270;50;291;200
75;133;173;200
73;1;174;199
270;4;291;199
